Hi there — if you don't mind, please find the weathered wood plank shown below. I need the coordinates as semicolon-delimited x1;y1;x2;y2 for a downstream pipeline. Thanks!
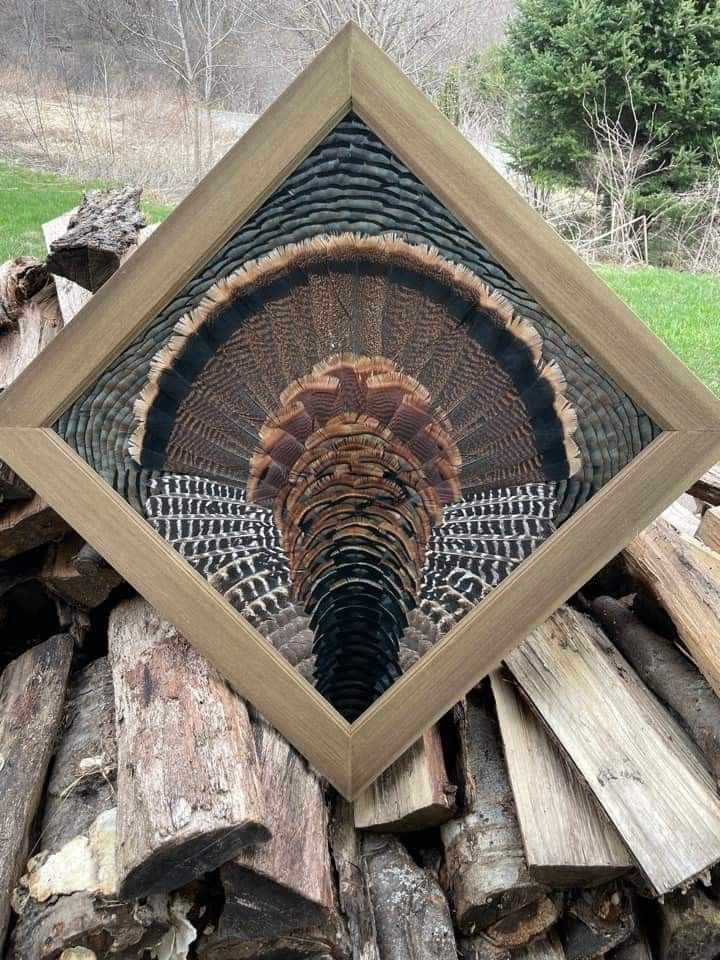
507;606;720;895
0;635;73;954
108;596;269;898
491;669;631;885
441;693;546;932
623;518;720;698
353;726;456;832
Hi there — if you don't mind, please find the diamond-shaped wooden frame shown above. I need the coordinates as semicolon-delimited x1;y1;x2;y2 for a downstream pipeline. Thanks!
0;25;718;798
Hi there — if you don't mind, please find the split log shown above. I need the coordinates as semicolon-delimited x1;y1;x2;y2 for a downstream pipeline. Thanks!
9;658;172;960
0;266;59;388
0;256;53;331
329;797;380;960
363;834;456;960
45;187;146;292
461;931;566;960
559;884;634;960
592;596;720;780
623;518;720;698
108;596;269;899
0;635;73;953
0;496;69;560
483;896;560;948
506;606;720;895
40;535;122;608
200;712;338;955
661;495;700;538
491;669;631;885
608;896;652;960
688;464;720;506
659;888;720;960
353;726;456;831
698;506;720;552
441;693;546;933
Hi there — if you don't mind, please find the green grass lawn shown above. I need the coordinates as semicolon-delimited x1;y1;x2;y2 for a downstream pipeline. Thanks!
596;265;720;396
0;162;717;395
0;162;172;262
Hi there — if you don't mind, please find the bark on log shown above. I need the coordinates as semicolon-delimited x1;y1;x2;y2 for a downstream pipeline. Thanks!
329;797;380;960
506;606;720;895
592;596;720;780
0;256;53;331
688;465;720;506
108;597;269;899
491;669;630;886
0;496;69;560
698;506;720;552
441;692;546;933
363;833;457;960
40;535;122;608
211;713;336;941
460;931;566;960
9;658;173;960
0;635;73;953
45;187;146;292
659;888;720;960
559;884;634;960
623;518;720;698
353;726;456;832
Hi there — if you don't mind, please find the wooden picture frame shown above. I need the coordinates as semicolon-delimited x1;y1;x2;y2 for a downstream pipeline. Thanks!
0;24;718;798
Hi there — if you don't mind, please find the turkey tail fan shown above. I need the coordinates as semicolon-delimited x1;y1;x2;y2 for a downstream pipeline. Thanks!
131;233;581;721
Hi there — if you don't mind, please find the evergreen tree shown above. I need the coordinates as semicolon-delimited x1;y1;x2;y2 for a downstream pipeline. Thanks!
502;0;720;190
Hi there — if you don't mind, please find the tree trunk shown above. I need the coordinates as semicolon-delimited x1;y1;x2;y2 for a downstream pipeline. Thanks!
353;726;456;832
441;692;546;933
0;635;73;954
45;187;146;292
623;518;720;698
363;833;457;960
108;596;269;899
592;596;720;780
9;658;173;960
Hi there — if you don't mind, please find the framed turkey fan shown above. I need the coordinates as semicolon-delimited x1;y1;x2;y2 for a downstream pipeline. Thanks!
0;25;718;798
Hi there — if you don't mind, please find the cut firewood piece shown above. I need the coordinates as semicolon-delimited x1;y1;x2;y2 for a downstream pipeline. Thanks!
592;596;720;781
688;464;720;506
559;883;634;960
484;896;560;948
698;506;720;552
9;658;172;960
0;259;59;390
353;726;457;832
0;635;73;954
461;930;566;960
39;535;122;608
0;256;53;331
363;833;456;960
45;186;146;292
108;597;269;899
329;797;380;960
491;669;631;886
0;496;69;560
608;894;652;960
623;518;720;697
661;495;701;537
659;888;720;960
205;713;336;951
507;606;720;895
441;692;547;933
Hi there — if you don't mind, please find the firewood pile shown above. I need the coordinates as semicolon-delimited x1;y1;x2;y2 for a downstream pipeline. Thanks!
1;190;720;960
